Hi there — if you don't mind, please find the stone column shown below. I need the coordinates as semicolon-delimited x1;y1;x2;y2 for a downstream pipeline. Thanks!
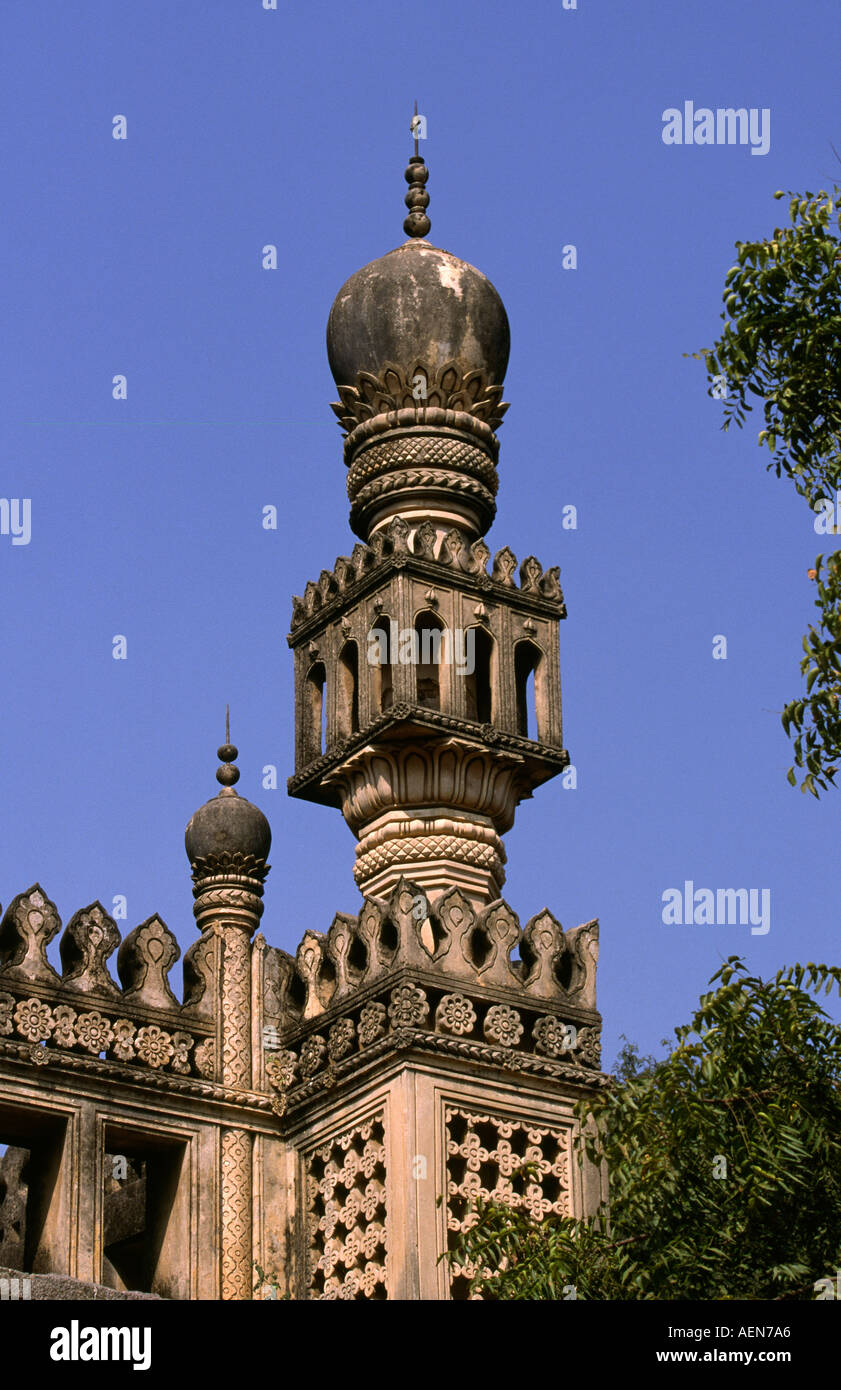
192;865;266;1300
185;740;272;1302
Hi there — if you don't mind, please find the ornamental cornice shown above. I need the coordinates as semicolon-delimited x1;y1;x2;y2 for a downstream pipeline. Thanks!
271;1023;609;1123
287;708;568;802
0;1035;275;1115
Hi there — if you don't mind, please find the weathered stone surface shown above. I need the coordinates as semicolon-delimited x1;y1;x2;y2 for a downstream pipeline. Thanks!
327;241;510;393
0;1266;162;1300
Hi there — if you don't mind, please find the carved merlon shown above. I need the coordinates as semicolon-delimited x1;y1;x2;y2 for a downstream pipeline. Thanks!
290;517;566;636
118;915;180;1010
0;884;214;1082
60;902;121;998
0;884;61;986
262;878;601;1091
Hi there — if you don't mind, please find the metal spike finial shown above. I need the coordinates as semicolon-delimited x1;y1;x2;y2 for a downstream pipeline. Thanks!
216;706;239;787
404;102;430;239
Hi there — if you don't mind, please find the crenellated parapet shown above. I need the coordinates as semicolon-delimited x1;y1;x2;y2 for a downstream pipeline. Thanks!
0;885;216;1083
289;515;566;638
259;877;603;1122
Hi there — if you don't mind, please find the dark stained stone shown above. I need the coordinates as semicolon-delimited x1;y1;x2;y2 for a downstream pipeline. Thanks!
327;240;510;390
185;789;271;867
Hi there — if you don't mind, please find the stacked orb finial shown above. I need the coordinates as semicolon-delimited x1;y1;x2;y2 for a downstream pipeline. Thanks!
403;160;430;238
184;711;272;879
217;704;239;787
404;102;430;238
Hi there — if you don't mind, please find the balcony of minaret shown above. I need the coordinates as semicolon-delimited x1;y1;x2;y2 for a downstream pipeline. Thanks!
291;532;566;768
288;526;570;906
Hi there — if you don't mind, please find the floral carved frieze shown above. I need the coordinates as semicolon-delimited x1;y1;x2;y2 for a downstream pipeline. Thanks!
0;991;201;1075
0;885;213;1027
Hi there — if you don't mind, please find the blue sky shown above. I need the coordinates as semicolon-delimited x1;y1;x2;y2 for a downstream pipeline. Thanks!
1;0;839;1066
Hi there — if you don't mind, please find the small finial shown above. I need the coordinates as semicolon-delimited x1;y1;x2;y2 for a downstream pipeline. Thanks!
404;102;430;239
217;707;239;787
412;99;420;158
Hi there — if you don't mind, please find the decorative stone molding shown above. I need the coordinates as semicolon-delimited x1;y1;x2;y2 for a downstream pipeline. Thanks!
221;1128;253;1301
330;360;508;438
324;740;528;835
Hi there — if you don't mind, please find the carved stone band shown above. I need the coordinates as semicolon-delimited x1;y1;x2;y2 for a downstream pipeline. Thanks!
347;430;499;502
193;884;265;934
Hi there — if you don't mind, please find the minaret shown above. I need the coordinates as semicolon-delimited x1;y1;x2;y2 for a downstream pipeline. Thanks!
273;131;604;1299
288;131;568;908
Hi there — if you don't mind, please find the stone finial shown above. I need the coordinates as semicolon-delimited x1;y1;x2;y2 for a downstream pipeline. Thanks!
404;105;430;238
217;706;239;787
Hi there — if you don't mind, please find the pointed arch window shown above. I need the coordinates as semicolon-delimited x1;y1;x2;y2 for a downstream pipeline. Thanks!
464;626;494;724
514;641;544;741
304;662;327;761
368;618;393;713
337;641;359;740
414;611;446;711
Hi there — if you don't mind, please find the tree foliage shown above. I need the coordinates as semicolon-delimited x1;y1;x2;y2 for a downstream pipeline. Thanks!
447;959;841;1299
691;187;841;795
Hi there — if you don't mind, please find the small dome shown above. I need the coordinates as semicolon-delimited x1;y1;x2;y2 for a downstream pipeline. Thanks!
327;240;510;392
185;788;271;868
185;726;271;872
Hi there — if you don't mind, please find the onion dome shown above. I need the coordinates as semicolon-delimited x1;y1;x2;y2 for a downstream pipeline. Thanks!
185;718;271;880
326;135;510;543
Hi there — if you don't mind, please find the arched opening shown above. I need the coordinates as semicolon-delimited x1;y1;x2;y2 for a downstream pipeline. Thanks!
414;610;446;711
368;618;393;713
514;641;542;740
464;627;494;724
304;661;326;760
336;641;359;740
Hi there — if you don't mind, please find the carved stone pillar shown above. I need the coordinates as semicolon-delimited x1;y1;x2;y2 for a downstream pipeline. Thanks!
185;737;272;1300
220;1127;253;1301
192;872;266;1091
